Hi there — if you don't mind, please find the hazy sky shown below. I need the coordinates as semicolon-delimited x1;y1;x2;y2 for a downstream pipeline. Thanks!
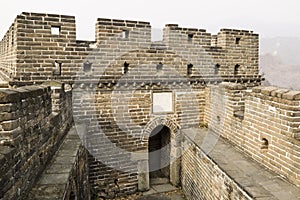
0;0;299;40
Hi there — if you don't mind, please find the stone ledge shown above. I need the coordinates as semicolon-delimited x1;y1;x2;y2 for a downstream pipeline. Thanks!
42;80;65;89
282;91;300;100
260;86;278;95
0;81;9;88
220;82;247;90
0;85;50;103
19;12;75;21
252;86;300;100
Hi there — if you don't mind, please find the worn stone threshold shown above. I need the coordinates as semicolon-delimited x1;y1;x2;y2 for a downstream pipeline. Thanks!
183;128;300;200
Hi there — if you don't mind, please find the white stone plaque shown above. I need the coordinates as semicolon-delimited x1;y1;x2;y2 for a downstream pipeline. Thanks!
152;92;173;113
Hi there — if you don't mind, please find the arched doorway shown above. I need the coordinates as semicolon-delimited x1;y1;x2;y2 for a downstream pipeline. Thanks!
136;118;181;191
148;125;171;184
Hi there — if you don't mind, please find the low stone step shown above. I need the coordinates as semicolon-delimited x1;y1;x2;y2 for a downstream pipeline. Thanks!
150;178;169;185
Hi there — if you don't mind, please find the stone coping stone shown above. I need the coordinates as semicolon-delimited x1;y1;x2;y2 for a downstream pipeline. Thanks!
0;81;9;88
252;86;300;100
151;184;177;193
42;80;64;89
0;85;50;103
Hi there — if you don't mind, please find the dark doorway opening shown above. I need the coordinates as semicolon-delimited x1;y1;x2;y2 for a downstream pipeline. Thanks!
148;125;171;183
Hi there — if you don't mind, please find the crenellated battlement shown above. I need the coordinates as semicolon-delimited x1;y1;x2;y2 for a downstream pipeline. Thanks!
0;12;260;87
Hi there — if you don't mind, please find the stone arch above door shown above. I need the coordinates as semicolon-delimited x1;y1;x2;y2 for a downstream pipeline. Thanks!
141;117;181;143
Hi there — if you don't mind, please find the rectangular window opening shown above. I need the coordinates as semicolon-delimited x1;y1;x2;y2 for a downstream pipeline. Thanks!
156;62;163;72
234;64;240;75
188;34;194;42
236;37;241;45
215;64;220;75
187;63;193;76
51;26;61;35
122;30;129;39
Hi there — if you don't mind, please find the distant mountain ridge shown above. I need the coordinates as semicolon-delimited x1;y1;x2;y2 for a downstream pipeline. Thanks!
260;37;300;90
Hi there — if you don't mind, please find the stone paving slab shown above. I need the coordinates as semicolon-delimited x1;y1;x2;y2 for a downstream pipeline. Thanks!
136;193;185;200
183;128;300;200
137;186;186;200
142;188;157;196
38;173;69;185
114;185;186;200
150;178;169;185
151;184;177;193
27;126;82;199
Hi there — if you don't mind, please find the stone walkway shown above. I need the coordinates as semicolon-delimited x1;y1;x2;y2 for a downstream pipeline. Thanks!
27;127;82;199
183;128;300;200
114;183;186;200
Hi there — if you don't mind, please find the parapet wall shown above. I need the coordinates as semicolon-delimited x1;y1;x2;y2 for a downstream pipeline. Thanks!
0;12;261;86
205;83;300;187
0;22;17;82
163;24;212;46
0;83;73;199
182;134;252;200
13;12;90;84
28;127;90;199
96;18;151;44
163;25;259;77
243;86;300;185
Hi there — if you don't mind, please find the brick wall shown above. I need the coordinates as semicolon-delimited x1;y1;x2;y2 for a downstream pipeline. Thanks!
217;29;259;76
69;15;261;197
5;12;93;86
163;24;216;77
72;20;212;196
0;12;262;87
96;18;151;44
242;86;300;186
0;22;17;82
72;84;205;197
28;127;90;200
163;25;259;78
0;84;73;199
205;83;300;187
181;135;252;200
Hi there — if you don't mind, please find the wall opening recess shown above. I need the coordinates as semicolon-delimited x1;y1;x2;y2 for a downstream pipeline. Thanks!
236;37;241;45
260;138;269;150
156;62;163;72
188;33;194;42
52;60;62;76
187;63;193;76
234;64;240;76
83;60;92;72
122;30;129;39
215;64;220;75
51;26;61;35
123;62;129;74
